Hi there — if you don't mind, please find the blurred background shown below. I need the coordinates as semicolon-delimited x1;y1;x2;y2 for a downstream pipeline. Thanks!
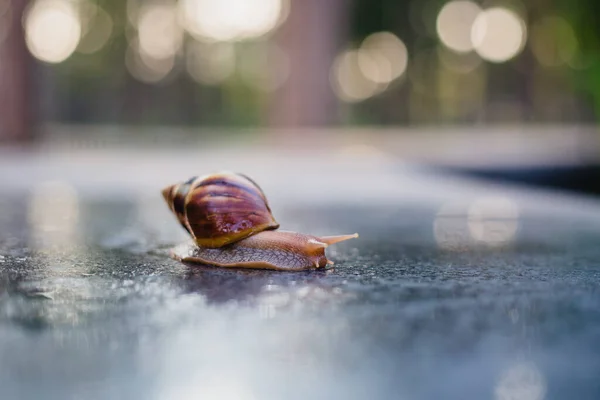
2;0;600;193
5;3;600;398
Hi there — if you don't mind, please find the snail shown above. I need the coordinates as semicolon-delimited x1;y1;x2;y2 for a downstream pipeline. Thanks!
161;172;358;271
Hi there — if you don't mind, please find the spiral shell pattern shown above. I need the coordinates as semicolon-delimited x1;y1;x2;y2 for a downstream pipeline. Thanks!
162;172;279;248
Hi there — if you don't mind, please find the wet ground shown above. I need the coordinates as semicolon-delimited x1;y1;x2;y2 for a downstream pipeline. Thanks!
2;142;600;399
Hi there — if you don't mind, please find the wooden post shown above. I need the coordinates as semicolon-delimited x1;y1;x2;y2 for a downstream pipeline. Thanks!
269;0;350;127
0;0;33;142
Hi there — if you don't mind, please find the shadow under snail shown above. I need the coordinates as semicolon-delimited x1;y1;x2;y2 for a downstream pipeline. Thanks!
161;171;358;271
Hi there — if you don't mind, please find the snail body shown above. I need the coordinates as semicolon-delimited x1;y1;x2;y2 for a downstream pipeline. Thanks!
162;172;358;271
171;230;358;271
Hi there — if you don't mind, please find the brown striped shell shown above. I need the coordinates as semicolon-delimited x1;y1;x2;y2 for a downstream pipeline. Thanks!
162;172;279;248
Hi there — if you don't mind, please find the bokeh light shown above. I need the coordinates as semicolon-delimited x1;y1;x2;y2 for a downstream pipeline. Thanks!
332;32;407;102
161;376;257;400
77;3;113;54
468;197;519;247
186;41;235;85
28;181;79;249
495;362;546;400
126;0;142;27
179;0;283;42
471;8;527;63
126;40;176;84
358;32;408;84
433;202;472;251
436;1;482;53
530;16;578;67
331;50;382;103
434;197;519;250
138;3;183;60
25;0;82;64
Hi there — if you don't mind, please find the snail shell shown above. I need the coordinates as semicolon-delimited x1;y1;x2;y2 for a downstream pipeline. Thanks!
162;172;279;248
162;172;358;270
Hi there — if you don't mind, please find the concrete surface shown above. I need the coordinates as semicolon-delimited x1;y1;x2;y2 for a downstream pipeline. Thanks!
2;142;600;400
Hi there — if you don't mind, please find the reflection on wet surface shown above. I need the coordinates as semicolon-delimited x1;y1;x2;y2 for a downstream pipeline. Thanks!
2;180;600;400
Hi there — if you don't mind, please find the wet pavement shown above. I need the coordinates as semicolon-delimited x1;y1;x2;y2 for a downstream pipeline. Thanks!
2;143;600;399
